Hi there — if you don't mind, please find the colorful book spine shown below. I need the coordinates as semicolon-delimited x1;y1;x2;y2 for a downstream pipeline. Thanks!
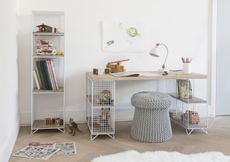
46;60;56;90
33;70;40;90
50;60;59;90
41;60;52;90
35;68;42;89
36;61;46;89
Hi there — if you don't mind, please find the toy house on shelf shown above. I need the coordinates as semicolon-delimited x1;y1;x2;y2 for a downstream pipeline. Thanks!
36;23;53;33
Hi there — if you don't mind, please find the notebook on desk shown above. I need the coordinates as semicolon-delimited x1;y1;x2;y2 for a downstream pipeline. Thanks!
110;72;140;77
110;72;161;77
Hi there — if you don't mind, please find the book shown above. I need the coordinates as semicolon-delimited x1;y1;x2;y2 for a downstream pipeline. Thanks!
46;60;56;90
36;61;50;90
41;60;52;90
177;79;192;99
35;68;42;89
33;70;40;90
36;61;45;89
50;60;59;90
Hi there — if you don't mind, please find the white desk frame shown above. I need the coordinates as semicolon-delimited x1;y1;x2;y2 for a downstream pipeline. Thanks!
86;72;208;140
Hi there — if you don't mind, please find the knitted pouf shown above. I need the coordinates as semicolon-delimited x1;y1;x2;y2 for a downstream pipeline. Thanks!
131;91;172;143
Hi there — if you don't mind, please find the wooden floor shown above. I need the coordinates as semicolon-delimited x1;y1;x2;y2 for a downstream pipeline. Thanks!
10;117;230;162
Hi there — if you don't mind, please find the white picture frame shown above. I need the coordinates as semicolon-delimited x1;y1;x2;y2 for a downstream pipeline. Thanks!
101;21;144;53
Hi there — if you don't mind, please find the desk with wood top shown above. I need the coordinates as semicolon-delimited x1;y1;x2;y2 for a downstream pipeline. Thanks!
86;72;208;140
87;72;207;81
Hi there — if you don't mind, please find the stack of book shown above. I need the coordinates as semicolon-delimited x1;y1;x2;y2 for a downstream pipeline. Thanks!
36;40;56;55
33;60;59;90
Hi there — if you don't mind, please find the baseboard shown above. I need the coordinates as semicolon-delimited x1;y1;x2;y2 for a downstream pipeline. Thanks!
0;118;19;162
208;105;216;117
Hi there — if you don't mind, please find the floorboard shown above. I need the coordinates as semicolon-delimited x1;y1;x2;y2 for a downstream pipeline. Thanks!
9;117;230;162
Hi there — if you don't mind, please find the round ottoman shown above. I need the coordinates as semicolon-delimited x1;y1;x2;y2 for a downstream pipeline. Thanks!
131;91;172;143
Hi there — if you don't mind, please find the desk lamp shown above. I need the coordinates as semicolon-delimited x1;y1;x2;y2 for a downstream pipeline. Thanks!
149;43;169;75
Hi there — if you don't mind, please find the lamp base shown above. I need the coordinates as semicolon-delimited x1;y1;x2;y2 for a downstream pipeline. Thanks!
157;69;168;76
162;71;168;76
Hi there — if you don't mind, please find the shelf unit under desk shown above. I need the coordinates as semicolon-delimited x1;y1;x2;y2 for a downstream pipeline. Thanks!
86;72;208;139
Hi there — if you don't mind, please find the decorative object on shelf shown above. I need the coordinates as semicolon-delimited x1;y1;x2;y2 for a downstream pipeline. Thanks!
177;79;192;99
36;40;56;55
52;118;56;125
104;68;111;74
36;23;53;33
45;118;52;125
60;119;64;126
99;108;110;126
93;68;99;75
182;110;200;124
56;51;64;56
68;118;81;136
45;117;64;126
99;90;112;105
181;57;192;73
106;59;129;73
149;43;169;75
55;118;61;126
53;27;58;33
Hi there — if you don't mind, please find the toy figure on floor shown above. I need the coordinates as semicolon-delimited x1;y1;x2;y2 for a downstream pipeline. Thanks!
68;118;81;136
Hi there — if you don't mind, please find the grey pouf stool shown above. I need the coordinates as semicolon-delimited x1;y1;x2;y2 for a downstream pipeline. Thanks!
131;91;172;143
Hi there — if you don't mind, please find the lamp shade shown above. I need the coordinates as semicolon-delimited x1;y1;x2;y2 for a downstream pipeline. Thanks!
149;48;160;57
149;43;169;72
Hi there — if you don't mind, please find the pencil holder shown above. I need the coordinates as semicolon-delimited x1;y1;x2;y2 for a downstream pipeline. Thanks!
183;63;191;73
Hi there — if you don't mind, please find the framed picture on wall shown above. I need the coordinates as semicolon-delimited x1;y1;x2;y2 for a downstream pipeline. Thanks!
101;21;144;53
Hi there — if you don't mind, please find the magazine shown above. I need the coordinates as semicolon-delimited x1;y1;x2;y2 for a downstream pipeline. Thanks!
13;144;59;160
28;142;56;148
55;142;76;155
177;79;192;99
13;142;76;160
13;149;30;158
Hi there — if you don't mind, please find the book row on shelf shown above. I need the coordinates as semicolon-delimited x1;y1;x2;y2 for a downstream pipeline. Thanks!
33;60;59;90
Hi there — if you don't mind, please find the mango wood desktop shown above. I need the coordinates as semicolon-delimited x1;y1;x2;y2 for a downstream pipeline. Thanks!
86;72;208;140
87;72;207;81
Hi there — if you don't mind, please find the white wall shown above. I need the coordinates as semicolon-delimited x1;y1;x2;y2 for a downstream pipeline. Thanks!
216;0;230;115
0;0;19;161
18;0;211;124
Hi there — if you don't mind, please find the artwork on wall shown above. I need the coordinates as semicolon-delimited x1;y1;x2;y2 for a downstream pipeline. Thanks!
102;21;144;53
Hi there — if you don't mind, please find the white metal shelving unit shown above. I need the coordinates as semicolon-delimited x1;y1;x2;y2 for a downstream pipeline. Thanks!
169;79;208;135
86;74;115;140
31;11;65;134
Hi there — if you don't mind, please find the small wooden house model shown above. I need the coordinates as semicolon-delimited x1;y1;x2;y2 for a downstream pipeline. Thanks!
36;23;53;32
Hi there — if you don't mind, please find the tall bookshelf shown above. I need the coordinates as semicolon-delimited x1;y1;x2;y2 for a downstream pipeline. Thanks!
31;11;65;134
